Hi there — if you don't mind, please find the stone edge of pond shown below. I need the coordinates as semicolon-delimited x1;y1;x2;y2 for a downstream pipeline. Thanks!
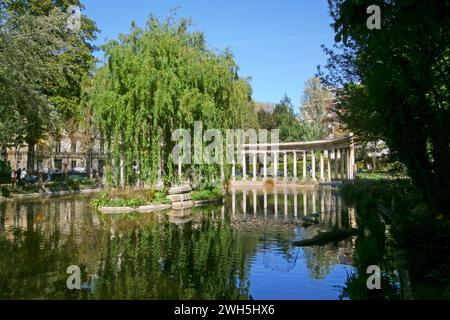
98;198;224;214
0;188;102;201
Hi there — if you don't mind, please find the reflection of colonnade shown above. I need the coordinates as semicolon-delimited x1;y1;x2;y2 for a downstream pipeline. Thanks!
226;187;357;229
231;136;356;183
0;198;100;241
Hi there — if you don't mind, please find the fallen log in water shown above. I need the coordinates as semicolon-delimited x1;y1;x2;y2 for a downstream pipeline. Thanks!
292;228;362;247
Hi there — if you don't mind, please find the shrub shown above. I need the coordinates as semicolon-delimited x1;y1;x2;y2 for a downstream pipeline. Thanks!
1;186;11;198
192;188;223;202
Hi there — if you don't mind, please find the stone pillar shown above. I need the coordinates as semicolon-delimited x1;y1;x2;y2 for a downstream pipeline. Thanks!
232;160;236;182
327;150;332;182
350;140;355;180
346;148;351;179
263;153;267;179
320;150;324;181
302;151;307;180
273;152;278;180
242;190;247;214
293;152;297;181
252;152;257;181
340;148;345;179
242;150;246;181
334;149;339;180
283;152;287;181
311;150;316;181
312;191;316;214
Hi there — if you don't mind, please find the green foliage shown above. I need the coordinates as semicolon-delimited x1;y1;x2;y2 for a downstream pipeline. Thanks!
299;76;333;140
0;186;11;198
90;197;146;209
90;14;258;186
321;0;450;215
90;188;170;209
340;179;450;299
191;188;224;202
0;1;98;171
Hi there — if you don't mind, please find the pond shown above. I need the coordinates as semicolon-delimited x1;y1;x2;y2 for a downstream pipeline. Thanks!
0;186;361;299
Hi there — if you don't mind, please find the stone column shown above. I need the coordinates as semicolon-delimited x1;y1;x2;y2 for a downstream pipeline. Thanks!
312;191;316;214
302;151;307;180
263;152;267;179
340;148;345;179
311;150;316;181
273;151;278;180
320;150;324;181
293;152;297;181
252;152;257;181
242;150;246;181
350;140;355;180
232;160;236;182
334;149;339;180
327;150;332;182
283;152;287;181
346;148;351;179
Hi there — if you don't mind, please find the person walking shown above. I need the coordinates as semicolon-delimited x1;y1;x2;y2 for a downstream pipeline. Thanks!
16;168;22;182
21;168;27;180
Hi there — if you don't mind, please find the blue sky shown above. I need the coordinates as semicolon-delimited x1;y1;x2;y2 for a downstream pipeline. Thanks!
82;0;335;111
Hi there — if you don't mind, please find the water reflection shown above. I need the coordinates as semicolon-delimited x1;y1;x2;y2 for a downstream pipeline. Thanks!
0;187;357;300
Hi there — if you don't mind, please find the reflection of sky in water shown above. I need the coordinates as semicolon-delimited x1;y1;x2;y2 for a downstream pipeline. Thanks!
248;240;354;300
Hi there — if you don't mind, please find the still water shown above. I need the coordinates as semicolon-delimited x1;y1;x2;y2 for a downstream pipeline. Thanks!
0;187;358;299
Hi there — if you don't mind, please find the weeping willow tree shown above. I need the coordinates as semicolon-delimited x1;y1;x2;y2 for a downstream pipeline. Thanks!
90;14;258;187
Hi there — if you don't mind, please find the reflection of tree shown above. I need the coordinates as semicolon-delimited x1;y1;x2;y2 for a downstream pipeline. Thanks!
95;217;254;299
0;199;259;299
339;197;400;300
303;244;340;279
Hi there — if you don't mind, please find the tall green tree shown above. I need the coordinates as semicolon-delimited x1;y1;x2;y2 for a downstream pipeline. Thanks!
1;0;98;171
320;0;450;215
91;15;258;187
0;9;67;159
299;77;333;141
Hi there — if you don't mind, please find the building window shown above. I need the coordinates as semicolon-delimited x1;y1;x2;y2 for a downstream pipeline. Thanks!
71;141;77;153
56;143;62;154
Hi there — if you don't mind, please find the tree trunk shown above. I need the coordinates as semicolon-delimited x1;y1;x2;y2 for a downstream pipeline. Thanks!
27;141;35;173
119;146;125;188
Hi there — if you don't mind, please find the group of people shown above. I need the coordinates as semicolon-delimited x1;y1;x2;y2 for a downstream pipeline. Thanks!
10;168;28;187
